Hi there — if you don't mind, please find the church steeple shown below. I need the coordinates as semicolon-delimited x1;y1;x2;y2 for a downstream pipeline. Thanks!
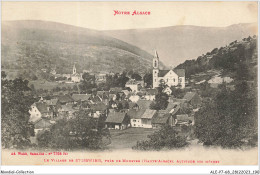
73;63;76;74
153;50;159;88
153;50;159;69
154;50;159;59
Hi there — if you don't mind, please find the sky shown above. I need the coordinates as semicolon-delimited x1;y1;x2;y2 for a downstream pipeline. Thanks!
2;1;258;30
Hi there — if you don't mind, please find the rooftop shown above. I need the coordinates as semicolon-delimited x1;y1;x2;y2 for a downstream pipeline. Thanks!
106;111;127;124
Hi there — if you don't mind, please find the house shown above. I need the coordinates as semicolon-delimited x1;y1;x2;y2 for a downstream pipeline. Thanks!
136;100;152;109
152;112;170;129
45;99;60;119
162;87;172;96
72;94;91;102
45;98;59;106
151;107;180;128
29;102;53;121
152;50;185;89
125;79;142;92
144;89;157;101
127;109;146;127
90;102;107;118
129;102;139;110
97;91;110;104
122;90;131;96
165;102;181;113
58;104;76;119
95;73;107;83
33;118;53;135
88;95;102;104
109;87;123;94
58;94;74;105
175;114;194;126
129;94;140;103
105;111;130;130
141;109;157;128
109;94;117;101
183;92;202;108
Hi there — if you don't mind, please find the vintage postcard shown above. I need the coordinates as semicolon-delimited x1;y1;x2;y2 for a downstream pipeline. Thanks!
1;1;258;169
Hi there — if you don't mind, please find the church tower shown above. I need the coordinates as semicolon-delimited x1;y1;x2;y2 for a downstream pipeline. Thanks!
153;50;159;88
73;63;76;74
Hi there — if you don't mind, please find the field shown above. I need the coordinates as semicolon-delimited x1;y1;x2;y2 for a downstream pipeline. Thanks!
107;127;157;150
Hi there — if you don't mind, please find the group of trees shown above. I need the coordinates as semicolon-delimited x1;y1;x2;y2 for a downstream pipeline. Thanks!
105;72;129;89
176;36;257;78
150;83;169;110
1;71;35;149
133;125;188;151
36;110;111;150
195;81;257;148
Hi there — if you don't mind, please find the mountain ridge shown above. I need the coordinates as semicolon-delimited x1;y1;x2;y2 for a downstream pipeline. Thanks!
2;20;161;80
104;23;257;67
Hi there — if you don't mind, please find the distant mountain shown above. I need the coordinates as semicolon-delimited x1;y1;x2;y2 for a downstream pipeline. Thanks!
2;20;158;80
104;23;257;67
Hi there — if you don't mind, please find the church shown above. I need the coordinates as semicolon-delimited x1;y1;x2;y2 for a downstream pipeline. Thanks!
71;64;82;83
153;51;185;89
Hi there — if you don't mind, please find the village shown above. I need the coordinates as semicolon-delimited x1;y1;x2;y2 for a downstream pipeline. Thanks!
28;51;202;149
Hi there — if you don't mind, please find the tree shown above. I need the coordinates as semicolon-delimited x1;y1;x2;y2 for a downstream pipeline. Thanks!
131;73;142;81
150;84;169;110
1;71;35;149
37;110;111;150
195;82;257;148
143;73;153;88
133;125;188;151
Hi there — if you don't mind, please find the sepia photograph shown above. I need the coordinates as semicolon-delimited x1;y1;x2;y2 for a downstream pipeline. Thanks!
1;1;258;172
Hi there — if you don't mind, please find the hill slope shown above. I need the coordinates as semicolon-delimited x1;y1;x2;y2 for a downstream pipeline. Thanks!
2;20;157;80
176;36;257;82
104;23;257;67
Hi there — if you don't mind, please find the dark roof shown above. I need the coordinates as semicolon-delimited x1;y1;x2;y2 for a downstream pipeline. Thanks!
136;100;152;109
60;104;76;112
90;102;107;111
141;109;157;119
126;79;140;85
158;70;170;77
174;69;185;77
72;94;91;101
176;114;190;121
152;113;170;124
89;95;102;103
97;91;109;95
157;110;167;116
110;87;123;93
35;102;48;113
105;111;126;123
170;98;187;104
96;91;109;99
129;102;138;109
34;118;52;129
136;92;145;96
127;109;146;119
165;102;180;113
58;94;74;103
145;89;158;95
46;99;58;106
183;92;196;102
158;69;185;77
109;94;116;99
